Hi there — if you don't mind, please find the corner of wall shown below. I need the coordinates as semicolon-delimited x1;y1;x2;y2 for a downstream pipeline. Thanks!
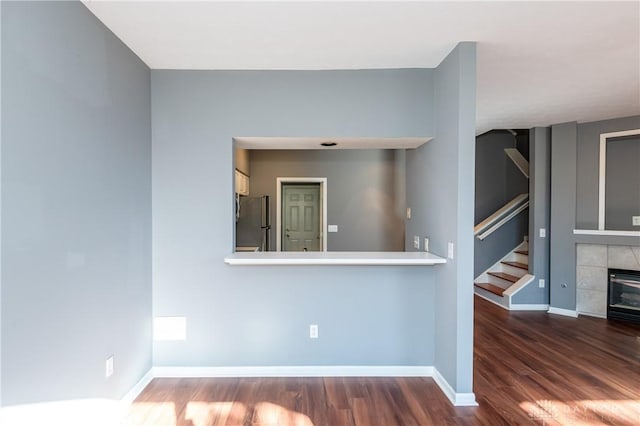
428;41;477;395
549;122;578;311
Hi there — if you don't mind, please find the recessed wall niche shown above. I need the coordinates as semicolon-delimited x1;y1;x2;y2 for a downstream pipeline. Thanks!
599;129;640;231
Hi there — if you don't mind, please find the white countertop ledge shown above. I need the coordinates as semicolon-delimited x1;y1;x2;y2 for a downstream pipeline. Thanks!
224;251;447;266
573;229;640;237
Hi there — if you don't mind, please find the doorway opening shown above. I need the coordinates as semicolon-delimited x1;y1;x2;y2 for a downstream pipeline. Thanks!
276;177;327;252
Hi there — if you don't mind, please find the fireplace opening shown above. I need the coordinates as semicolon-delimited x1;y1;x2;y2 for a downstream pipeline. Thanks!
608;268;640;324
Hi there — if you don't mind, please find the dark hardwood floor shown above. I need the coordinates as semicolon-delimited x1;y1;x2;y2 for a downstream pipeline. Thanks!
126;296;640;425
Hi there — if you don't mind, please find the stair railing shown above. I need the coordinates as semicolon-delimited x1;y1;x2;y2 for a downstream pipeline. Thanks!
474;193;529;240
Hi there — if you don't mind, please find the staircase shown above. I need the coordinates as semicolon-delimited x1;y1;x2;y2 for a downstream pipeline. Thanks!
474;240;535;309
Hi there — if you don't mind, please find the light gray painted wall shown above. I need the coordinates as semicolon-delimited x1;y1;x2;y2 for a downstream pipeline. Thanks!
1;1;151;406
474;131;528;224
406;42;476;392
549;122;578;310
514;127;551;305
248;149;405;251
474;213;528;278
151;69;441;369
575;115;640;230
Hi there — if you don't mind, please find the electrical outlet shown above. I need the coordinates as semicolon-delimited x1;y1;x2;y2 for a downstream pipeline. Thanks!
309;324;318;339
633;216;640;226
539;228;546;238
539;279;545;288
413;236;420;250
423;237;429;252
447;242;454;259
406;207;411;220
105;355;114;378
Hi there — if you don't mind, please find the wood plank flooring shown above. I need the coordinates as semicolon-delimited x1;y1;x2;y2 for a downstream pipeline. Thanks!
125;296;640;425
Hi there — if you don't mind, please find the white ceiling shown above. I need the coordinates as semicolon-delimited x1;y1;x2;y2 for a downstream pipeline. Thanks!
83;1;640;134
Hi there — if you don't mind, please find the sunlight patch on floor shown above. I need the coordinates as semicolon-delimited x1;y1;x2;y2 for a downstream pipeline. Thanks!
252;401;314;426
520;399;640;425
125;402;176;426
185;402;246;425
126;400;314;426
2;398;129;426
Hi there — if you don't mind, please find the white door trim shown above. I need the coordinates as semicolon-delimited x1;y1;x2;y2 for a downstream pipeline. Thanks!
276;177;328;252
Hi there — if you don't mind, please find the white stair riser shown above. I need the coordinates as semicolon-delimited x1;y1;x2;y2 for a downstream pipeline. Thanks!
510;253;529;264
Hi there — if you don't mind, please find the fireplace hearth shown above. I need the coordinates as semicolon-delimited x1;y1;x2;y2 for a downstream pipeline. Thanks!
608;268;640;324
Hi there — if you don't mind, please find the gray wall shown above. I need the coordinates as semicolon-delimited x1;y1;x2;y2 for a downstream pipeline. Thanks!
515;127;551;305
474;130;528;224
549;122;578;310
406;42;476;393
474;213;528;278
605;136;639;230
1;1;151;406
248;149;405;251
151;69;443;370
575;115;640;230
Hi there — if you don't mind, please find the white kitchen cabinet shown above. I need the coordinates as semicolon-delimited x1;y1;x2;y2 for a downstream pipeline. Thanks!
235;169;250;196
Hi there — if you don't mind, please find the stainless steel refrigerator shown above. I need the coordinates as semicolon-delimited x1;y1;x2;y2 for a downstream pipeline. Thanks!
235;195;270;251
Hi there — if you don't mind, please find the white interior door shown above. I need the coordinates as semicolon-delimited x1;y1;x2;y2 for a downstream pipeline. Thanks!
282;184;321;251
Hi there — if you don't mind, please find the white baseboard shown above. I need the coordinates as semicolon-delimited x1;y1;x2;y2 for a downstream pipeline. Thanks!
476;293;550;313
510;304;549;311
152;365;434;378
432;369;478;406
122;368;154;404
547;306;579;318
151;365;476;407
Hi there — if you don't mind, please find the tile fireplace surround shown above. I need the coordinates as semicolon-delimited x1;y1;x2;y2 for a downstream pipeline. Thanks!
576;244;640;318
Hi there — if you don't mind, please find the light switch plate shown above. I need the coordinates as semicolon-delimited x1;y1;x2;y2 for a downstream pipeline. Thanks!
447;242;454;259
328;225;338;233
539;228;546;238
105;355;114;378
309;324;318;339
423;238;429;252
633;216;640;226
406;207;412;220
413;236;420;250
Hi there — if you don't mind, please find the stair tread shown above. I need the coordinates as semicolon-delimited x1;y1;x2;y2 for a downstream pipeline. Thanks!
475;282;506;296
488;271;520;283
514;250;528;255
502;261;528;270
